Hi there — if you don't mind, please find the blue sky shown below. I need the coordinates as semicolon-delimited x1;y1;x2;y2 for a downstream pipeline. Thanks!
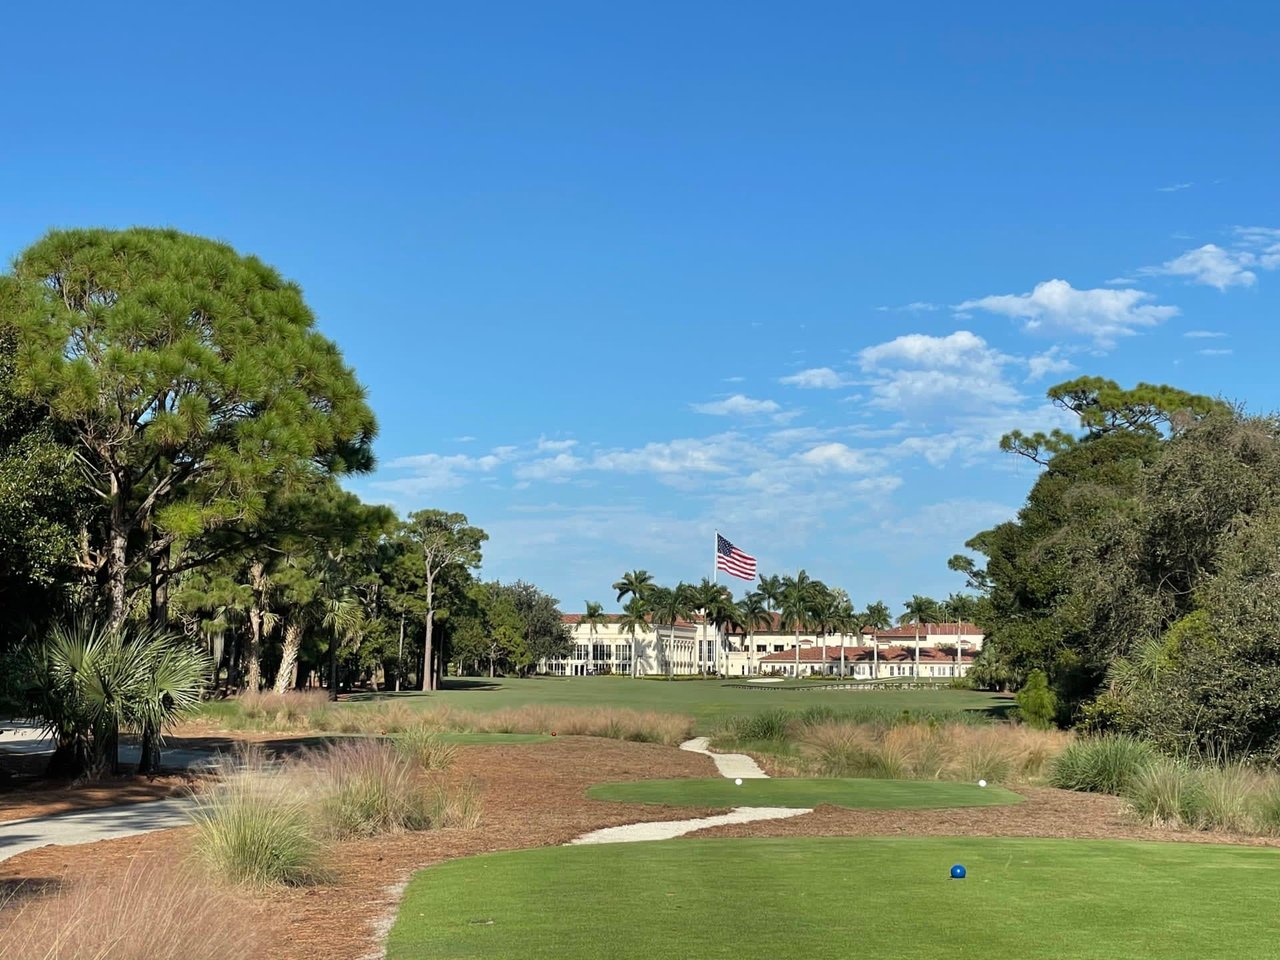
3;2;1278;612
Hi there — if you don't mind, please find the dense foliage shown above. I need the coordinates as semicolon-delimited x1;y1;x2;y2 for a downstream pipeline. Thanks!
956;376;1280;759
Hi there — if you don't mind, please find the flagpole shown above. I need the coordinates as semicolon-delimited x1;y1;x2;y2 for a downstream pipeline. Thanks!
711;530;718;675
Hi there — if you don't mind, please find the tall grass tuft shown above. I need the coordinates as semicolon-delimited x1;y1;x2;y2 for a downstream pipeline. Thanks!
393;724;459;770
1049;736;1155;795
305;740;433;839
0;866;259;960
1251;779;1280;836
429;777;484;829
1196;763;1259;833
189;751;327;888
1125;758;1205;828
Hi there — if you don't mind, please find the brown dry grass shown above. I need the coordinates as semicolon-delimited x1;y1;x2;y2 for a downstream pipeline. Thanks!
773;720;1072;785
223;696;696;746
0;864;258;960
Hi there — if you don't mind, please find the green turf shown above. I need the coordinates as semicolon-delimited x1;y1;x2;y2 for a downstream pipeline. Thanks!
586;777;1022;809
324;677;1012;733
386;837;1280;959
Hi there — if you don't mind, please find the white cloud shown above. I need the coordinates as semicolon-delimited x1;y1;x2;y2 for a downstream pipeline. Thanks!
779;367;849;389
691;394;781;417
1145;244;1256;290
1157;182;1193;193
1234;226;1280;270
1026;347;1074;381
956;279;1177;346
591;436;744;477
376;449;513;493
1198;348;1233;356
513;453;583;481
797;442;880;473
855;331;1024;419
880;499;1016;538
876;301;940;313
536;437;578;452
1184;330;1226;338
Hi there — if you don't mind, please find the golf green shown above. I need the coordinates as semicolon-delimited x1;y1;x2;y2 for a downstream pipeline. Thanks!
586;777;1022;809
386;837;1280;959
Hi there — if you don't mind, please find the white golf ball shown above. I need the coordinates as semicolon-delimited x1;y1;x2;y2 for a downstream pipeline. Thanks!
978;779;987;788
734;778;743;786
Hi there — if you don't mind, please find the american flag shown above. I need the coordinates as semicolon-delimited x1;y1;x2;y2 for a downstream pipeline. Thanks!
716;534;757;581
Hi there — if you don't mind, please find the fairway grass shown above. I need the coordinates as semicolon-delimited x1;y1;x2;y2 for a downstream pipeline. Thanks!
386;837;1280;960
586;777;1022;809
324;677;1010;733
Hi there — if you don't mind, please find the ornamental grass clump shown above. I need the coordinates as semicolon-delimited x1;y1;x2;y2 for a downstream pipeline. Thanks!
306;739;433;839
189;751;328;888
1049;735;1155;795
393;724;459;770
1125;758;1205;828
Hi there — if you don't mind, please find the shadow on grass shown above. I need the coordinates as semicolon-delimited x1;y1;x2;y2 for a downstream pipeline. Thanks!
0;878;65;909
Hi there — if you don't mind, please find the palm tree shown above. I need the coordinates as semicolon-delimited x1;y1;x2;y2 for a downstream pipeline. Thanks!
757;574;783;616
694;579;735;674
617;597;651;677
822;589;858;677
779;571;820;678
943;593;979;676
737;592;773;677
648;583;695;678
613;569;655;605
579;601;610;673
860;600;892;680
899;595;942;678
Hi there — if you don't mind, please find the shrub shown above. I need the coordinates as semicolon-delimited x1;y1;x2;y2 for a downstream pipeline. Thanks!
306;740;432;839
393;725;458;770
1049;736;1155;794
1125;758;1205;828
0;867;258;960
236;689;331;729
723;709;794;742
1015;669;1058;730
189;752;327;887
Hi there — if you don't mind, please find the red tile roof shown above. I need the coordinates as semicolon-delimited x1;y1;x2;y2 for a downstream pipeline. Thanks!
757;644;975;664
863;622;983;639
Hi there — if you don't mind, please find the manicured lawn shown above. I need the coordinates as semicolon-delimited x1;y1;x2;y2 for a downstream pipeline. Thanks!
342;677;1012;732
586;777;1022;809
385;837;1280;959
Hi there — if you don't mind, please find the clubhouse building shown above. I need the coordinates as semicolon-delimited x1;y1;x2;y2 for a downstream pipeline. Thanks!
540;615;982;679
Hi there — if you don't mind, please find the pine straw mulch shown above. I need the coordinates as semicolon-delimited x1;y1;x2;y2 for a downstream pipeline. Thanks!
0;737;719;960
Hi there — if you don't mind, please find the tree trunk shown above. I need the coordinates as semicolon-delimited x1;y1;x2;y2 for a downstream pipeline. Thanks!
136;726;161;774
422;572;436;692
106;520;129;631
274;621;303;694
150;541;172;626
395;613;405;692
328;631;339;701
245;561;267;692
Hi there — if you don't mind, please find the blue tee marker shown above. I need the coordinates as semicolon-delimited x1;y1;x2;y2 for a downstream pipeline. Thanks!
950;864;966;879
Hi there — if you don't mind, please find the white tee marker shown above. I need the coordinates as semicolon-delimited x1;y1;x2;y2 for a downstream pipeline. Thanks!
734;778;743;786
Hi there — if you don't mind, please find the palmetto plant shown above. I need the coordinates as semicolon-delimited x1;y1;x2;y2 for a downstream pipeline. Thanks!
23;618;211;776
